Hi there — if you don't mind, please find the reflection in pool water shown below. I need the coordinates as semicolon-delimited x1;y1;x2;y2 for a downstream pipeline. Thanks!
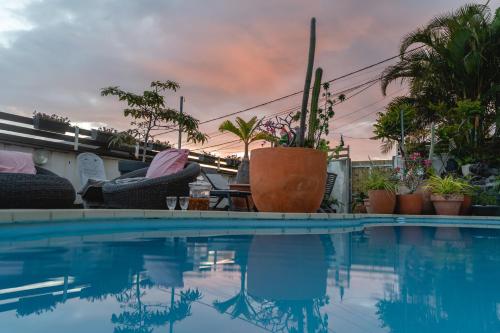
0;226;499;332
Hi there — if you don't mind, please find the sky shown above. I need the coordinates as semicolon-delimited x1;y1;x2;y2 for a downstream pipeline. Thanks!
0;0;498;160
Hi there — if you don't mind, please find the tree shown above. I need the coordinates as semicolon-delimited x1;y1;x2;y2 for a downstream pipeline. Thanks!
218;116;270;184
101;81;207;161
380;4;500;137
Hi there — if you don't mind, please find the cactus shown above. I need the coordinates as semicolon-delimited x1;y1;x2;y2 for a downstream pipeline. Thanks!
307;67;323;146
298;17;316;147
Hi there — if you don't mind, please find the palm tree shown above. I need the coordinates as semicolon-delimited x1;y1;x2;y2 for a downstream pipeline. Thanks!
218;116;269;184
381;4;500;136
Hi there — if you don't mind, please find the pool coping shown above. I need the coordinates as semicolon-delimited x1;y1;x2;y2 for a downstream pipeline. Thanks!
0;209;499;224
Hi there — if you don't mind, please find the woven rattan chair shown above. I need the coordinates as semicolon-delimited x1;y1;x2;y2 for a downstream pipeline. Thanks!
102;162;201;209
0;167;76;209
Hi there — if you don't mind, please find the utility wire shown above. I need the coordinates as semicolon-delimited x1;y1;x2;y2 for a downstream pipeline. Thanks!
156;46;424;136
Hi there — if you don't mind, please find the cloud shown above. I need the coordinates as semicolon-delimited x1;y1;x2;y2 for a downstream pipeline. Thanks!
0;0;496;160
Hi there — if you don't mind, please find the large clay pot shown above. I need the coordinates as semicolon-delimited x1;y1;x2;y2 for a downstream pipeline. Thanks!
460;195;472;215
397;193;423;215
431;194;464;216
368;190;396;214
250;147;327;213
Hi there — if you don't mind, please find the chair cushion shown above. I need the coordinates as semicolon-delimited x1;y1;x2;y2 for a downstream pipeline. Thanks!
146;149;189;179
0;150;36;174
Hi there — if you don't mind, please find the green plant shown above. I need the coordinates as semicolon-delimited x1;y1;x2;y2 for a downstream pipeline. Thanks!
364;170;398;193
97;126;117;134
218;116;270;183
33;111;70;124
425;175;473;196
298;17;316;147
473;190;497;206
101;80;207;161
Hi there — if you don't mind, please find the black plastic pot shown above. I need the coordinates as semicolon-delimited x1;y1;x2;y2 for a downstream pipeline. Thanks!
33;117;70;134
471;205;500;216
199;155;216;164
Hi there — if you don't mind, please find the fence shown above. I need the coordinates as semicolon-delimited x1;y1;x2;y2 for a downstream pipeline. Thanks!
351;159;394;194
0;111;238;174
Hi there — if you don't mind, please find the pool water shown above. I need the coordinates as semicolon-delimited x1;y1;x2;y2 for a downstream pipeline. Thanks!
1;225;499;333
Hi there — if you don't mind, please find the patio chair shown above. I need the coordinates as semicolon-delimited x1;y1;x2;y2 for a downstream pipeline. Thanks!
203;172;253;211
0;167;76;209
319;172;338;213
77;153;107;208
102;162;201;209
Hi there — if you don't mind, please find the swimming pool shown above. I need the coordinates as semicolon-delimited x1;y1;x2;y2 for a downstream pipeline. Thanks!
0;219;499;332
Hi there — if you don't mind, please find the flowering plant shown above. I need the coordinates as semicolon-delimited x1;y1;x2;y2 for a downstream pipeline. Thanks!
396;152;432;194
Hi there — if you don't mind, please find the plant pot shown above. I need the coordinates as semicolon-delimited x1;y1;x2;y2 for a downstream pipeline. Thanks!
416;182;434;215
363;198;372;213
471;205;500;216
91;129;114;144
353;202;367;214
229;183;254;211
431;194;464;216
460;195;472;215
397;193;423;215
33;117;69;134
250;147;327;213
367;190;396;214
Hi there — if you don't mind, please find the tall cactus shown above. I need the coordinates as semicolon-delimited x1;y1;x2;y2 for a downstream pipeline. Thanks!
307;67;323;145
298;17;316;147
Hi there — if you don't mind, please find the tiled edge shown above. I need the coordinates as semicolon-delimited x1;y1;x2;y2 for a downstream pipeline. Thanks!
0;209;499;224
0;211;13;224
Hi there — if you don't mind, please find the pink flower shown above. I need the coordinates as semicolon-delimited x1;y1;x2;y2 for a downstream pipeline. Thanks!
423;159;432;167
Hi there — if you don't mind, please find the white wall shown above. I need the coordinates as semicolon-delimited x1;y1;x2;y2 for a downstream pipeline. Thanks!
328;159;351;213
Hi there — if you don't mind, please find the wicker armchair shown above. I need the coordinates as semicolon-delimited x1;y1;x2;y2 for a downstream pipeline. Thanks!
0;167;76;209
102;162;201;209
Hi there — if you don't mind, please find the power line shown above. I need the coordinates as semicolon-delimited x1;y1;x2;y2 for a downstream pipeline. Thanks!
156;46;424;136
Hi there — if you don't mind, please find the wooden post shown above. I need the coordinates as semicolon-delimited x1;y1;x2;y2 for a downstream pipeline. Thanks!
74;127;79;151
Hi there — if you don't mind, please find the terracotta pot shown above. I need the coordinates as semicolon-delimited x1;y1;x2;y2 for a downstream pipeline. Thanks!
353;203;367;214
368;190;396;214
363;198;373;213
397;193;423;215
229;183;254;211
460;195;472;215
431;194;464;216
416;182;434;215
250;147;327;213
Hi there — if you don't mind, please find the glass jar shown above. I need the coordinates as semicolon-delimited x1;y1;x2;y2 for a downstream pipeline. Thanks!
188;177;212;210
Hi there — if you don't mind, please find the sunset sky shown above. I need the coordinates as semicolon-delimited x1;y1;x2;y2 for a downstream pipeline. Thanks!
1;0;498;160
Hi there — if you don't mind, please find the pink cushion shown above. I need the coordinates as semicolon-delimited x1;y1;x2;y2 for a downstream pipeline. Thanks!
0;150;36;174
145;149;189;179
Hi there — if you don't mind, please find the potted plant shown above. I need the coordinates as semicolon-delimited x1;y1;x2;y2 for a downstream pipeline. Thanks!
33;111;70;134
364;169;398;214
250;18;344;212
426;175;471;215
198;151;217;164
396;152;431;215
151;140;171;151
471;189;500;216
224;154;241;168
91;126;117;144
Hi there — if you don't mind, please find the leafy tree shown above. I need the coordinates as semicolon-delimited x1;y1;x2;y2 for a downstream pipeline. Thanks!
376;4;500;164
218;116;270;183
101;81;207;161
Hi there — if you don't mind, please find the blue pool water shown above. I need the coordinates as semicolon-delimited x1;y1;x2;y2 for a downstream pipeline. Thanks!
0;222;499;332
